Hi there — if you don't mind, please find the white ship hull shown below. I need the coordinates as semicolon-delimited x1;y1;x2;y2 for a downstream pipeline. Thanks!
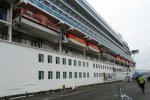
0;40;127;97
0;0;134;98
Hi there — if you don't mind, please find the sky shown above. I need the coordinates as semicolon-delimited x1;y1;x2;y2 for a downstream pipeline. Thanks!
86;0;150;70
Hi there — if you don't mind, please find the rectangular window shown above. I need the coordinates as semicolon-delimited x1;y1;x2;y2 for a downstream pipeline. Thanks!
48;55;52;63
74;60;77;66
83;72;86;78
48;71;53;79
39;54;44;62
101;65;102;69
38;71;44;80
62;58;66;65
69;72;72;78
56;57;60;64
93;63;95;68
87;72;89;78
96;64;98;68
79;72;82;78
98;65;100;69
56;71;60;79
68;59;72;65
97;73;98;77
74;72;77;78
86;62;89;67
78;61;81;66
63;72;67;79
94;73;96;77
83;61;85;67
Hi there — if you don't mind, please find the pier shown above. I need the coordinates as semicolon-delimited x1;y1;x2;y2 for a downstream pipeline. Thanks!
9;81;150;100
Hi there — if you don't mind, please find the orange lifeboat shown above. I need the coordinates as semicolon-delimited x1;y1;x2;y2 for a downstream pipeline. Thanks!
15;7;41;23
65;34;86;49
114;55;121;61
86;43;99;53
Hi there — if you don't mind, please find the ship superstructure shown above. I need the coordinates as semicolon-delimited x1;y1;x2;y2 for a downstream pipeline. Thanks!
0;0;135;98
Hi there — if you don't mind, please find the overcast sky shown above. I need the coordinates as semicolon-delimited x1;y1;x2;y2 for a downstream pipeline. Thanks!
86;0;150;69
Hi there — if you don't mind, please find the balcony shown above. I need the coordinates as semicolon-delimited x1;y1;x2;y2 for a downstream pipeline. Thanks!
20;0;134;63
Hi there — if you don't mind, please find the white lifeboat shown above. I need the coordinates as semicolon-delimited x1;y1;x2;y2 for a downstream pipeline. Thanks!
65;34;86;49
86;43;99;53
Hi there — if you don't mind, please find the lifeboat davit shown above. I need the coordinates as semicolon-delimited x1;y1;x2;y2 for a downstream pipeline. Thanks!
65;34;86;49
86;43;99;54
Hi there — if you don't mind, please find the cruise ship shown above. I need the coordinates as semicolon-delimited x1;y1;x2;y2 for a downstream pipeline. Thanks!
0;0;135;98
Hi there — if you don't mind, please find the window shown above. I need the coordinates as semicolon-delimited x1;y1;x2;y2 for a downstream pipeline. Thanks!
48;55;52;63
87;72;89;78
79;72;82;78
97;73;98;77
93;63;95;68
74;72;77;78
94;73;96;77
38;71;44;80
68;59;72;65
56;71;60;79
62;58;66;65
96;64;98;68
69;72;72;78
78;61;81;66
98;65;100;69
39;54;44;62
101;65;102;69
83;72;86;78
63;72;67;79
48;71;53;79
56;57;60;64
74;60;77;66
83;61;85;67
86;62;89;67
99;73;101;77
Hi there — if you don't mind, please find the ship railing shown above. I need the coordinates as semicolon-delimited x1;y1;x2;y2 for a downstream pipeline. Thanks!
49;0;110;46
62;1;132;63
2;34;125;66
0;35;124;67
29;0;132;62
9;36;95;59
58;0;119;50
28;0;107;48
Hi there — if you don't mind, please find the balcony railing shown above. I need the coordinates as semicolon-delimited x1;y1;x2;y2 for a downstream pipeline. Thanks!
26;0;133;62
77;0;122;42
43;0;132;61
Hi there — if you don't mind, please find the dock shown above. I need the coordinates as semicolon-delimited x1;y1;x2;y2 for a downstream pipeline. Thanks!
10;81;150;100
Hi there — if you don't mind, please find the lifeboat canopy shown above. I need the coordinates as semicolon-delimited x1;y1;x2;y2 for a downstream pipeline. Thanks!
65;33;86;50
86;42;99;54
